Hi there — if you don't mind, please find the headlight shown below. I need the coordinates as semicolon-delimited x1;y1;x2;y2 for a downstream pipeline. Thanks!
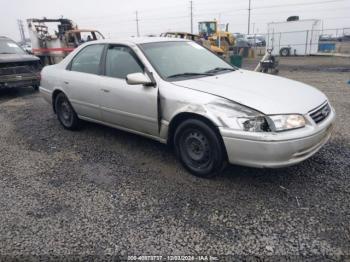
206;100;271;132
207;99;306;132
268;114;305;131
237;116;271;132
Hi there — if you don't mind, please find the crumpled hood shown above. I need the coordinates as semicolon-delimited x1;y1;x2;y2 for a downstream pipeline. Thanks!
0;53;40;64
172;69;327;115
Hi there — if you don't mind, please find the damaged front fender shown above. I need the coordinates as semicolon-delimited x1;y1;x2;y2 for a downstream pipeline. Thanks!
158;85;235;142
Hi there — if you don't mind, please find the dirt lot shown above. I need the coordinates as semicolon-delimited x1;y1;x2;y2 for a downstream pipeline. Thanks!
0;56;349;258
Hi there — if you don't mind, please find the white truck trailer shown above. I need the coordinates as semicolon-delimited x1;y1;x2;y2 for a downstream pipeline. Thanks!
266;19;322;56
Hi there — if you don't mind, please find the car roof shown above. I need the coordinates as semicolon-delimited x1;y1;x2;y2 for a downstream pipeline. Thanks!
163;32;199;36
91;37;189;45
0;36;12;40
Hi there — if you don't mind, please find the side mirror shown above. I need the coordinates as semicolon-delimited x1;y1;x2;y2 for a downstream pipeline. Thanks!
126;73;153;86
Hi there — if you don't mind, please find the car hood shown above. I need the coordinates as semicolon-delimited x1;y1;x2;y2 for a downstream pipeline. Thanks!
172;70;327;115
0;53;40;64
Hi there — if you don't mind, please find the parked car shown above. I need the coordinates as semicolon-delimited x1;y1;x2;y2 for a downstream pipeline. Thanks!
246;35;266;46
319;34;342;42
160;32;201;42
232;32;245;40
0;36;41;89
40;38;335;177
232;33;251;51
341;28;350;41
319;34;333;41
20;42;32;53
235;38;251;48
340;31;350;42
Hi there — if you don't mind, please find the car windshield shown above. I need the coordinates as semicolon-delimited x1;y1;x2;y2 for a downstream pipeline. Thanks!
0;39;26;54
140;41;236;80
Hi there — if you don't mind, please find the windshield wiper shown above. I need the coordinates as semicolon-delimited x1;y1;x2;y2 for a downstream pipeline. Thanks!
167;72;214;79
205;67;236;74
0;52;15;54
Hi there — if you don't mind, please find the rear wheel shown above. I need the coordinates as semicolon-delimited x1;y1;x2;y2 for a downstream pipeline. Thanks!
280;48;290;57
54;92;80;130
174;119;226;178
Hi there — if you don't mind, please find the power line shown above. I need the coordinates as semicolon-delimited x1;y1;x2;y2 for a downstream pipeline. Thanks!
87;15;350;37
253;0;345;10
248;5;350;17
73;0;349;37
74;0;347;25
198;0;346;16
135;5;350;22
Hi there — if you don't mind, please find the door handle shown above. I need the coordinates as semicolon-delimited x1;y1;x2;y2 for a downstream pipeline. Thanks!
64;81;69;85
101;89;110;93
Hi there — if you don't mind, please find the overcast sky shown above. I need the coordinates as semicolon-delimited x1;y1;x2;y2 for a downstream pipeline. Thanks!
1;0;350;41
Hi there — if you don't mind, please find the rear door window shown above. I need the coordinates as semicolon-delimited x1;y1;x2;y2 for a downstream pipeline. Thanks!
70;44;104;75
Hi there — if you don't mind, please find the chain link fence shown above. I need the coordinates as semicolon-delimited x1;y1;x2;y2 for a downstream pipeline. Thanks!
246;27;350;56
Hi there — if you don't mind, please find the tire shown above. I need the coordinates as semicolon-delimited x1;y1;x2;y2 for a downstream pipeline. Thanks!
54;92;80;130
280;48;290;57
174;119;226;178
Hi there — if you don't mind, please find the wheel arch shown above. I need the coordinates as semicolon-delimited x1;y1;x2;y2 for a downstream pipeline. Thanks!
167;112;226;155
52;89;65;113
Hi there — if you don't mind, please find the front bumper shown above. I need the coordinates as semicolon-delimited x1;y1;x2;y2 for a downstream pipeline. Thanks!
0;74;40;88
220;109;335;168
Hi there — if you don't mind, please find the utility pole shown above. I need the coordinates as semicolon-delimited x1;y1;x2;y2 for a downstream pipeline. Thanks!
321;20;324;34
218;13;221;49
247;0;251;34
17;19;25;43
135;11;140;37
190;1;193;34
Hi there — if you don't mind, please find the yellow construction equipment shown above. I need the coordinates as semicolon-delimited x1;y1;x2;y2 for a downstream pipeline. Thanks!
198;20;235;56
160;31;219;55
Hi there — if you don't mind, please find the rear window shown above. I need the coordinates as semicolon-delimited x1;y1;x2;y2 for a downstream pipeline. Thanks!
70;44;104;75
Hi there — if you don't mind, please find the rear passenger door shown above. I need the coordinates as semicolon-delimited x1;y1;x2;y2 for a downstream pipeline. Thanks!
64;44;105;120
99;45;159;136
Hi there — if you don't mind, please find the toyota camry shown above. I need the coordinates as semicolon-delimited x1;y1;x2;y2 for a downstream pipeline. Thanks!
39;38;335;177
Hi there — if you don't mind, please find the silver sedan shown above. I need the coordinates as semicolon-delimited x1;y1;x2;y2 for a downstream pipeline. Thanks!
39;38;335;177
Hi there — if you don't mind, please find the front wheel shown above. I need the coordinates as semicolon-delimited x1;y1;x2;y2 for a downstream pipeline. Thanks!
55;92;80;130
174;119;226;178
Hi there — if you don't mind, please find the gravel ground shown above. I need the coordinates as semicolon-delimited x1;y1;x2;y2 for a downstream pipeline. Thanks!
0;56;349;259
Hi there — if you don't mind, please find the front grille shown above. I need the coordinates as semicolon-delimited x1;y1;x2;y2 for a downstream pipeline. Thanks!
0;61;42;76
0;65;37;76
310;103;331;124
